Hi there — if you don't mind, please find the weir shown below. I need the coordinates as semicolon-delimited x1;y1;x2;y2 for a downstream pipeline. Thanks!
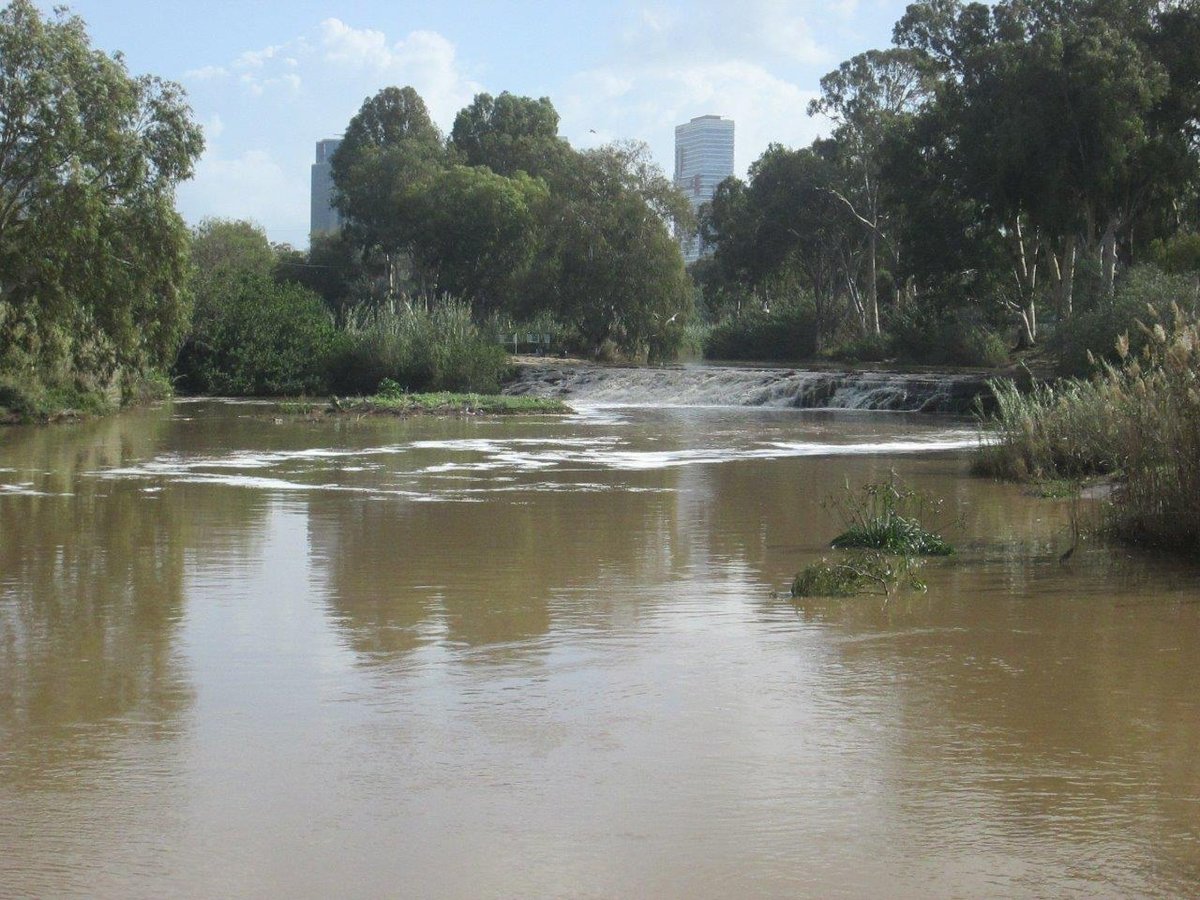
505;364;996;412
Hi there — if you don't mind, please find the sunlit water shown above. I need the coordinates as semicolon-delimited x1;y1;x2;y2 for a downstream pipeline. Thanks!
1;400;1197;898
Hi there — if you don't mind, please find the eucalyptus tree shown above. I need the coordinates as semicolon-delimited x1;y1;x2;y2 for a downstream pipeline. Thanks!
895;0;1188;342
409;166;548;314
527;144;692;359
0;0;203;390
449;91;569;178
808;48;934;333
331;86;446;297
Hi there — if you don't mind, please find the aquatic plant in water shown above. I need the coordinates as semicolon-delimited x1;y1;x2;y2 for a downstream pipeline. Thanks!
792;474;952;600
826;473;953;556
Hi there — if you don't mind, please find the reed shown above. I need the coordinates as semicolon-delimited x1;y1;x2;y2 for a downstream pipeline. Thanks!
334;298;511;395
977;305;1200;550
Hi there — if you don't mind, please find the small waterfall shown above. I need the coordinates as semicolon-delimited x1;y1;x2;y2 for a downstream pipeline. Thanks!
504;364;995;413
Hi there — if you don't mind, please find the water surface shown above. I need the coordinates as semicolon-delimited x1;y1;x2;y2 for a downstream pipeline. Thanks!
1;401;1197;898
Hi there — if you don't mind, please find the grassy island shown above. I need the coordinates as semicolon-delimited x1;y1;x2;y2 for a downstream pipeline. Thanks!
281;392;569;418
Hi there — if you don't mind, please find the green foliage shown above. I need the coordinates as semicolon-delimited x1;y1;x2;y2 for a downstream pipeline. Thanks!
704;302;818;361
0;0;203;397
792;551;927;599
331;86;446;291
826;474;953;556
978;305;1200;550
411;166;547;314
820;331;891;364
1149;232;1200;274
449;92;568;178
889;305;1009;367
791;474;948;600
174;275;343;396
1051;265;1200;377
320;88;693;363
333;299;511;395
332;391;568;415
528;144;693;361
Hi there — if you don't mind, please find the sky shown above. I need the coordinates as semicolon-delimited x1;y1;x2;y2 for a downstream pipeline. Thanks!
47;0;913;247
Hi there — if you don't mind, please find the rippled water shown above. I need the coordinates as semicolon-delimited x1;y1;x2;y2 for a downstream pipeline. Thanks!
1;400;1197;898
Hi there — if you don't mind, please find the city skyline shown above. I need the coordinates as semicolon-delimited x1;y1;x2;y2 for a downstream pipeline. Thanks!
46;0;915;246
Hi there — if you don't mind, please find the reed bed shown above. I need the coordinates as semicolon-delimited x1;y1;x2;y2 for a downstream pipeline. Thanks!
977;306;1200;550
335;298;511;395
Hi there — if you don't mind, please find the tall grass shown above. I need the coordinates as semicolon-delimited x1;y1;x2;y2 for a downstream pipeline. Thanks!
333;298;511;395
977;305;1200;550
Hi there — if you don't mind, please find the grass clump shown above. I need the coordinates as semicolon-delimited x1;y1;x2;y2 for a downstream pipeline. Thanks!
331;386;568;416
792;551;927;598
976;304;1200;551
791;474;952;600
827;474;954;556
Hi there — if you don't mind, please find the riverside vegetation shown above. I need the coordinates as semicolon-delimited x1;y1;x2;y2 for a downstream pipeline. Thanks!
792;475;954;600
976;305;1200;552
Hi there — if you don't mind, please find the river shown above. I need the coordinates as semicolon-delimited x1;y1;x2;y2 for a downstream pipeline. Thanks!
1;398;1197;898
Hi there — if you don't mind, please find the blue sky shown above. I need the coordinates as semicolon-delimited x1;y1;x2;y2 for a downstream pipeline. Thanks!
51;0;912;246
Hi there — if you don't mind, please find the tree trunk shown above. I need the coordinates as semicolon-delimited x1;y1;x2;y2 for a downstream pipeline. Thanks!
1101;220;1118;294
1058;234;1076;319
867;229;880;335
1010;216;1039;343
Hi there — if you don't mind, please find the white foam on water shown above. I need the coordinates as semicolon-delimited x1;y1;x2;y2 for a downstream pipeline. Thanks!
0;483;74;497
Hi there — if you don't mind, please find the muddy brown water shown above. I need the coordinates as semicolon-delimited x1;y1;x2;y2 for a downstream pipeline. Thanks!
1;400;1197;898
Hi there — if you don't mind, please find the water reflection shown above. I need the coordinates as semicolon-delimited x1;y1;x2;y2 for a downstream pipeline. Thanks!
0;411;189;778
0;401;1197;897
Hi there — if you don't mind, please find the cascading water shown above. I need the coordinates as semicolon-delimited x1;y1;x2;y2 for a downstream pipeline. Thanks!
504;364;995;412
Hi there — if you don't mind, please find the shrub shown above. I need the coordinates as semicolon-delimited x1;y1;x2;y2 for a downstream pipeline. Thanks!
889;305;1009;368
791;474;950;600
174;275;344;396
977;305;1200;551
1051;265;1200;377
704;301;818;361
792;551;927;599
827;473;954;556
821;330;890;364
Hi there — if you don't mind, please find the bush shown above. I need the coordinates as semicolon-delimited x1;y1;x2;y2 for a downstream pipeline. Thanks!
792;551;927;599
704;301;818;361
820;330;891;364
1051;265;1200;377
333;298;511;395
889;305;1009;367
174;275;344;396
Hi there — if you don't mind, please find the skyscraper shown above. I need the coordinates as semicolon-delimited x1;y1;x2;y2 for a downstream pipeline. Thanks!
673;115;734;264
310;138;343;239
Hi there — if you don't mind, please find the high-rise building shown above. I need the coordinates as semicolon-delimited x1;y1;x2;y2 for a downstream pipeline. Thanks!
310;138;343;239
673;115;734;264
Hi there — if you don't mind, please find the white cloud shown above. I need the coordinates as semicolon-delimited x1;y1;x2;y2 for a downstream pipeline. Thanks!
184;64;228;81
177;149;308;242
620;0;838;68
316;19;481;124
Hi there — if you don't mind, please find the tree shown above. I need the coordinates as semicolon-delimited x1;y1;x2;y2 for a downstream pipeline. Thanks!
0;0;203;392
894;0;1182;342
528;145;692;359
331;86;446;297
449;92;569;178
808;48;934;334
410;166;548;314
